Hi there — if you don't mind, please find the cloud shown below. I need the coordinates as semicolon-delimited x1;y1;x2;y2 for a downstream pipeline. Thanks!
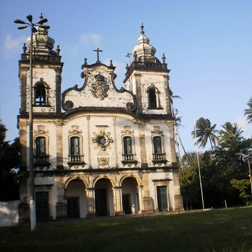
3;34;26;57
69;33;102;55
80;34;102;47
234;115;252;138
235;116;248;131
103;58;126;88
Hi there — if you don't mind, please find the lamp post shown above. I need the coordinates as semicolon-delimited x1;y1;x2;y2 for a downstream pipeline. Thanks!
237;152;252;200
247;153;252;200
14;14;50;231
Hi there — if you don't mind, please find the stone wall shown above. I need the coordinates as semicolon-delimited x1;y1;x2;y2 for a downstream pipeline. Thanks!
0;201;20;227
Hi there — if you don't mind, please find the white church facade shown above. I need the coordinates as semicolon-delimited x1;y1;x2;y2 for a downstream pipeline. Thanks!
17;20;183;221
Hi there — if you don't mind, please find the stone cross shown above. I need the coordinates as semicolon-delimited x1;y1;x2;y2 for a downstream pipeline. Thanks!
93;48;102;63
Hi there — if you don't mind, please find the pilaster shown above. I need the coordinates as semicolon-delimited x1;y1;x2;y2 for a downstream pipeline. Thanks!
134;73;142;113
86;188;96;217
113;187;124;215
55;120;63;169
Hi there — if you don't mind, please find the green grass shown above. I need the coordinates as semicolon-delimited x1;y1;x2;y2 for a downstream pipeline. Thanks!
1;207;252;252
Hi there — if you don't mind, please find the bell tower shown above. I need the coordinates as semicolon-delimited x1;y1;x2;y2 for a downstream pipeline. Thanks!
124;23;171;117
18;15;63;117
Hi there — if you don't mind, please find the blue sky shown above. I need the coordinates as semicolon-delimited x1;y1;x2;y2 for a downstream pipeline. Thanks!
0;0;252;154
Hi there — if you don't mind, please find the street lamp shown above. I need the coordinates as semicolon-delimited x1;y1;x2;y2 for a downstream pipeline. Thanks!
14;14;50;231
246;153;252;200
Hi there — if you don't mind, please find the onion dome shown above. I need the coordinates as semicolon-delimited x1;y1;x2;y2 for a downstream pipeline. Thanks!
27;14;55;55
132;23;157;61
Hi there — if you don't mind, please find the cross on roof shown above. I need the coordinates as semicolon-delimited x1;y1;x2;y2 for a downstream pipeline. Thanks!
93;47;103;63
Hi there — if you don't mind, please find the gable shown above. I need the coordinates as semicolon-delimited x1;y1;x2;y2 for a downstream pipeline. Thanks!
62;63;136;113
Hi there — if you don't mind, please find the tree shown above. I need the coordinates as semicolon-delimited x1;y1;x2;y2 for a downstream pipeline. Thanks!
0;120;6;144
192;117;218;149
218;122;244;149
245;97;252;124
168;87;181;105
173;109;191;167
179;152;202;209
0;120;20;201
230;179;251;205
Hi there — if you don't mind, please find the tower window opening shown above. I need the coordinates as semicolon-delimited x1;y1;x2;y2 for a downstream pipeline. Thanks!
148;88;157;108
35;82;46;105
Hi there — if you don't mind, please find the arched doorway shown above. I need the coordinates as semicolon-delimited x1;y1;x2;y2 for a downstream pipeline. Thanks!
121;177;139;214
66;179;87;218
94;178;114;216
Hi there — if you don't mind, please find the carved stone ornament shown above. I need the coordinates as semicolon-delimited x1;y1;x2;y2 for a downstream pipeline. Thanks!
97;157;109;167
91;74;109;100
64;100;74;109
126;102;135;111
92;131;113;151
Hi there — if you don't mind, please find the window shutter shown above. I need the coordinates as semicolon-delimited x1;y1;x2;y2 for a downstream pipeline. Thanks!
124;137;132;155
153;136;162;154
41;137;46;154
71;137;80;155
36;137;46;155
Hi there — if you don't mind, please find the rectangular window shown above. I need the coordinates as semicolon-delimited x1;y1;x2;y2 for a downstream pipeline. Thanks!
70;137;80;155
69;137;83;163
36;137;46;156
123;136;132;155
153;136;162;154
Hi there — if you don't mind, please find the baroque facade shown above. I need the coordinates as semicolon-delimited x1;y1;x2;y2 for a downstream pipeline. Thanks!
18;20;183;221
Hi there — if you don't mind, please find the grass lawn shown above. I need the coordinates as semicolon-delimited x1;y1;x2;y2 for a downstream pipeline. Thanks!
0;207;252;252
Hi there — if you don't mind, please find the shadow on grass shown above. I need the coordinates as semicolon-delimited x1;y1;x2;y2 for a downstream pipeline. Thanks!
0;207;252;252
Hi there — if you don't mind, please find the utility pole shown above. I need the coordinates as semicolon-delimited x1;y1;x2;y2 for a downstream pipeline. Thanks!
14;14;50;231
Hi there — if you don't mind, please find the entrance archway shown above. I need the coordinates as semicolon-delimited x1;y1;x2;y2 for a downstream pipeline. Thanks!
66;179;87;218
94;178;114;216
121;177;139;214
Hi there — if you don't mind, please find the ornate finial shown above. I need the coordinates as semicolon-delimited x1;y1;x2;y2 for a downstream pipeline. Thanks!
110;60;113;67
84;58;87;65
40;13;43;19
140;22;144;34
22;43;27;53
93;47;102;63
56;45;60;55
162;53;166;63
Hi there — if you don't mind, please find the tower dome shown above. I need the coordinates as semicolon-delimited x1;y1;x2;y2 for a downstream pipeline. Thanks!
26;14;55;55
132;23;157;62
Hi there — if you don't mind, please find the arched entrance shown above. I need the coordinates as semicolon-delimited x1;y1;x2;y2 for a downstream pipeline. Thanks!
66;179;87;218
121;177;139;214
94;178;114;216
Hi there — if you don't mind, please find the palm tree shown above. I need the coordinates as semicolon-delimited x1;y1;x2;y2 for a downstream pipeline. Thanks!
192;117;218;149
168;87;181;105
173;109;191;167
245;97;252;124
168;88;190;167
218;122;244;148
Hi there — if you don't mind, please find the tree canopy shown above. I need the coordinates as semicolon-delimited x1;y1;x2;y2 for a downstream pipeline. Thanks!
0;120;20;201
180;117;252;209
245;97;252;124
191;117;218;149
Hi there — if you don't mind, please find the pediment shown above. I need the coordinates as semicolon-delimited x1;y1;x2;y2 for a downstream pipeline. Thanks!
62;64;136;112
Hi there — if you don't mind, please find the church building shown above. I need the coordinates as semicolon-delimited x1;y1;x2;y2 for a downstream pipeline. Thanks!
17;19;183;221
